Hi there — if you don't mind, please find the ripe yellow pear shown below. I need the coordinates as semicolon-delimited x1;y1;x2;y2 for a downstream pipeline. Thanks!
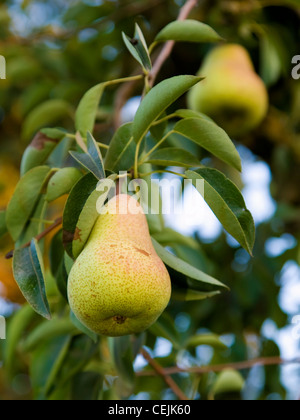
68;194;171;337
188;44;269;137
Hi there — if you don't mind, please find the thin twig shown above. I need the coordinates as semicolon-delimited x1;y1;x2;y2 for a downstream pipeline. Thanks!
113;0;199;128
137;356;300;377
140;348;189;401
5;217;63;259
113;70;143;129
148;0;199;87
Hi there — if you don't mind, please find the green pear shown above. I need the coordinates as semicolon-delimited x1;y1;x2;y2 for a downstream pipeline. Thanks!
68;194;171;337
188;44;269;137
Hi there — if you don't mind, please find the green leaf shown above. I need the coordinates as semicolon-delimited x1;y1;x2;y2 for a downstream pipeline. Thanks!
4;305;36;378
68;175;117;259
110;336;135;388
86;132;105;176
71;372;103;401
146;147;200;167
133;75;203;143
150;112;168;140
122;23;152;71
22;317;76;352
172;288;220;301
15;197;48;248
20;131;65;175
73;175;117;259
22;99;74;142
49;230;68;300
71;189;101;259
174;118;242;171
6;166;52;241
185;333;228;350
75;83;106;136
152;228;199;250
43;336;72;398
30;335;71;399
260;32;282;87
70;132;105;180
52;335;99;395
212;369;245;397
152;238;227;291
0;210;7;239
40;127;69;140
63;173;115;259
63;173;99;258
105;123;135;172
155;20;223;44
174;108;214;122
75;76;143;136
70;310;98;343
46;167;82;202
186;168;255;255
13;239;51;320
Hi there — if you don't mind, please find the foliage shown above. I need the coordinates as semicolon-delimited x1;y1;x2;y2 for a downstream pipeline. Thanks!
0;0;299;401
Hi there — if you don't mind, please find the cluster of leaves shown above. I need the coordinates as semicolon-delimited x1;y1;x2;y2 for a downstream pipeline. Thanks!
0;16;258;399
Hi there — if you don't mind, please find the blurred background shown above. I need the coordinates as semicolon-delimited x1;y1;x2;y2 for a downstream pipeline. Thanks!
0;0;300;400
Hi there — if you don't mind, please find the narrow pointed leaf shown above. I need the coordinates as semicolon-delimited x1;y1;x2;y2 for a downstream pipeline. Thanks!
186;168;255;255
21;131;66;175
172;288;220;301
87;132;105;176
46;168;82;202
6;166;52;241
63;173;99;258
174;118;242;171
75;83;106;136
75;76;143;136
13;239;51;320
133;75;203;143
70;133;105;180
70;311;98;343
105;123;135;172
110;336;135;387
155;20;223;44
122;24;152;71
152;238;228;291
146;147;200;167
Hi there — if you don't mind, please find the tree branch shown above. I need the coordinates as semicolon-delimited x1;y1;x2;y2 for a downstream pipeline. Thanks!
113;70;142;129
140;348;189;401
137;356;300;377
5;217;63;259
113;0;199;128
148;0;199;87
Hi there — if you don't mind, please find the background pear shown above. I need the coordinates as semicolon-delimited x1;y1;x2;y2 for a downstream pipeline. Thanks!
68;194;171;337
188;44;269;137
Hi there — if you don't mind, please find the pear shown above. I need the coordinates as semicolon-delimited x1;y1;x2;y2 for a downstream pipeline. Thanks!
188;44;269;137
68;194;171;337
